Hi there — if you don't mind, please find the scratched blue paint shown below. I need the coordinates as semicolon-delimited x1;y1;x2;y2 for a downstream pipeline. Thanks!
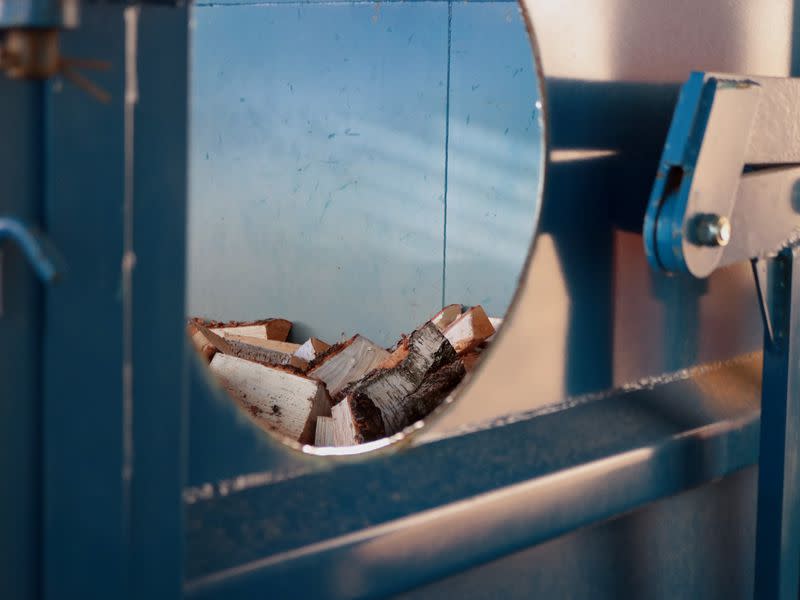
189;3;449;345
444;2;541;314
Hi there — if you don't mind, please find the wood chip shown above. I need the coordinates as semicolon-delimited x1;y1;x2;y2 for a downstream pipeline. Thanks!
442;305;495;354
294;337;331;362
209;353;330;444
307;335;389;397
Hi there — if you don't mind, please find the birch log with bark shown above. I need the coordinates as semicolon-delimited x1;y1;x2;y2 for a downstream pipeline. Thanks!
333;322;464;442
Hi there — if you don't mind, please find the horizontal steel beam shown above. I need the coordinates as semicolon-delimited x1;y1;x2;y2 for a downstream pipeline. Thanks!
185;353;762;599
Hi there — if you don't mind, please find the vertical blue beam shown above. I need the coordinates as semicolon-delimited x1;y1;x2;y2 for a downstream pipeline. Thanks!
43;4;188;597
0;79;43;600
43;6;126;597
130;5;188;598
754;247;800;599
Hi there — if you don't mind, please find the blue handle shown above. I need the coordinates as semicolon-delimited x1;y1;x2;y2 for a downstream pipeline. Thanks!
0;217;63;284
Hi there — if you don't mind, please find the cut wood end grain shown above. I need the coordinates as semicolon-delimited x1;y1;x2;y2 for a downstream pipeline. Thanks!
308;334;389;397
443;305;495;354
430;304;462;331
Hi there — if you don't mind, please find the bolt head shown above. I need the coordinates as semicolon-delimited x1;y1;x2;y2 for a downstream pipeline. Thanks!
693;214;731;247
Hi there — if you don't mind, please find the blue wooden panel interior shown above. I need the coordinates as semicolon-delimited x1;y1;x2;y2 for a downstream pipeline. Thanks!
188;1;540;346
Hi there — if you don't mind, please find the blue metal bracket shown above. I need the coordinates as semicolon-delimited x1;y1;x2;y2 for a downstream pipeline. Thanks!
644;72;800;278
645;72;800;600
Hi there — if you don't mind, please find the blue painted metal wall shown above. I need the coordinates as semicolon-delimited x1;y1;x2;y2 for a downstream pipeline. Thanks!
188;1;541;345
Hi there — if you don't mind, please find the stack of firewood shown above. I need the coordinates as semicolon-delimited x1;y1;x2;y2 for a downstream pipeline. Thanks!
187;305;500;446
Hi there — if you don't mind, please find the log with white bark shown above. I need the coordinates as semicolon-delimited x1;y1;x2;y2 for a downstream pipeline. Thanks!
430;304;462;332
307;335;389;396
314;416;336;446
294;337;331;362
209;353;331;444
442;305;495;354
333;322;464;443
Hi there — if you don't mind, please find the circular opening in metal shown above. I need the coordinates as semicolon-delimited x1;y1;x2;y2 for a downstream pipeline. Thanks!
187;0;546;455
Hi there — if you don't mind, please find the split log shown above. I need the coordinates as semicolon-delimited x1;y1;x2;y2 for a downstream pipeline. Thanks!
226;335;302;357
334;322;464;442
209;353;330;444
224;336;308;370
307;335;389;396
294;337;331;362
443;305;495;354
314;416;336;446
192;317;292;342
195;323;306;369
430;304;462;331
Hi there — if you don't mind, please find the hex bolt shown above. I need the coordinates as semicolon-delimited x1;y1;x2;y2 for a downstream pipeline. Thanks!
692;214;731;247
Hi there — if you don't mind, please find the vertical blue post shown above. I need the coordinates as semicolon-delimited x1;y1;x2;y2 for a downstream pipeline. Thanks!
754;246;800;599
0;78;44;600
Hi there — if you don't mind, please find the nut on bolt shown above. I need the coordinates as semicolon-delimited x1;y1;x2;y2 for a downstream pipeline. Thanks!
692;213;731;247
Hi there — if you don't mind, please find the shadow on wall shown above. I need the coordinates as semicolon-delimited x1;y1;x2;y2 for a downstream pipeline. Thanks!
543;77;758;397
